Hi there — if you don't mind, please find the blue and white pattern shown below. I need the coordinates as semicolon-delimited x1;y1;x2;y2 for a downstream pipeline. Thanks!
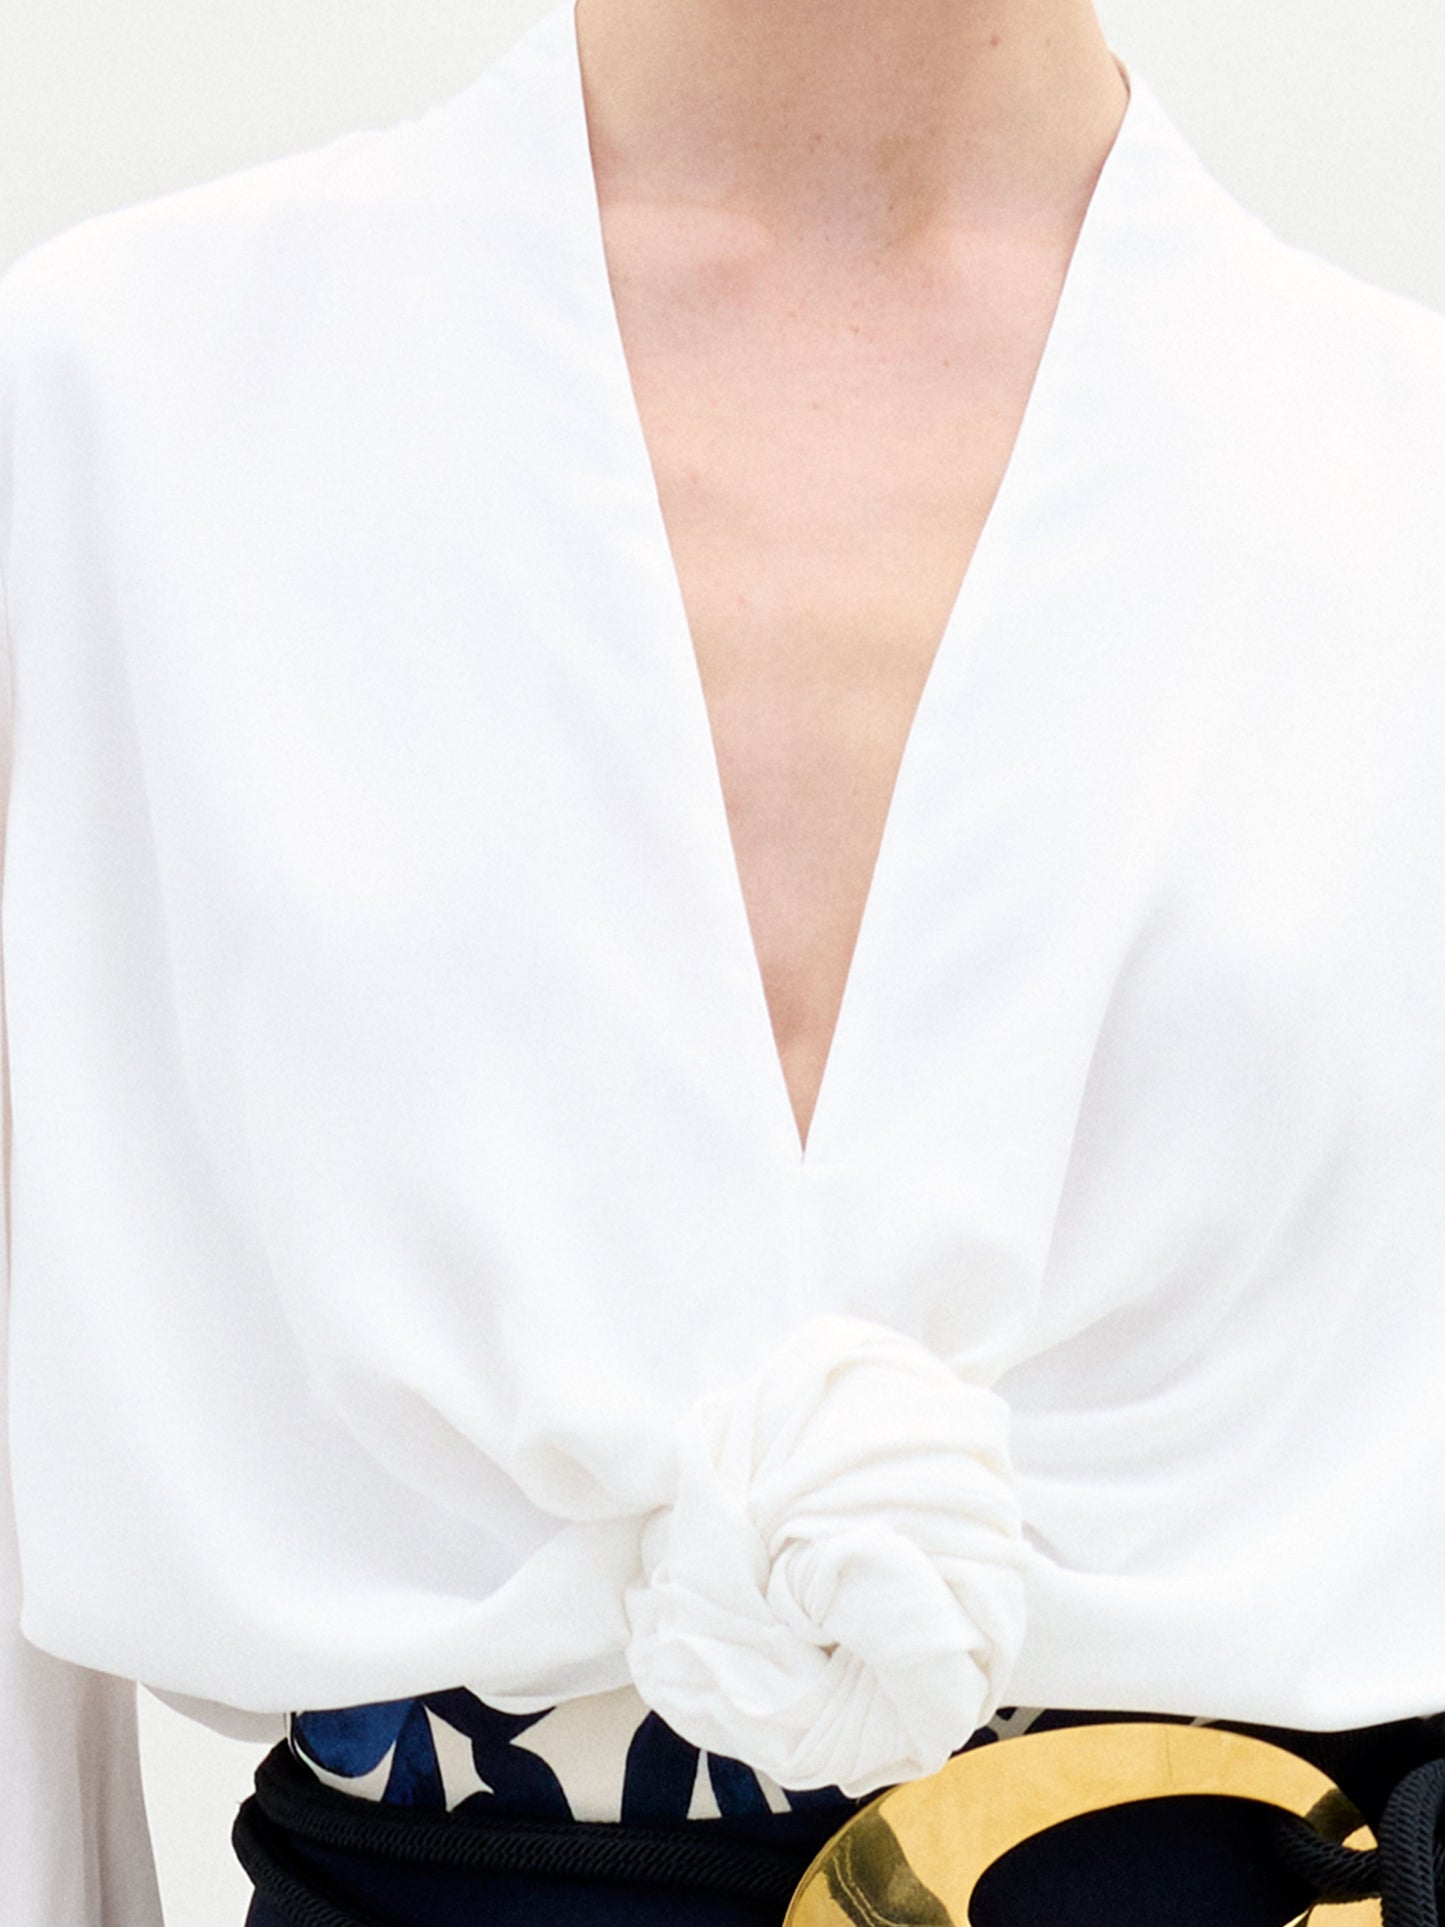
286;1683;1101;1823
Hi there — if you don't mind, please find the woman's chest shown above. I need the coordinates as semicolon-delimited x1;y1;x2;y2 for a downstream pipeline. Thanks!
598;224;1076;1151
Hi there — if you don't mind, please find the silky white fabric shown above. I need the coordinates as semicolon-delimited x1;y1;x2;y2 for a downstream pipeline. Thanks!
3;0;1445;1912
622;1312;1027;1794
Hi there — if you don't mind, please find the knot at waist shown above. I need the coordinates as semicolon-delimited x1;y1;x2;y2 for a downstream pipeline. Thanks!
622;1312;1027;1798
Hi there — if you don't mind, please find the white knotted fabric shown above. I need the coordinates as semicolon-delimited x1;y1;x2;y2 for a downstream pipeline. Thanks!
622;1313;1026;1795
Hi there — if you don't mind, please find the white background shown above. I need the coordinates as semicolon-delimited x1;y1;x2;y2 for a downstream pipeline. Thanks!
3;0;1442;1920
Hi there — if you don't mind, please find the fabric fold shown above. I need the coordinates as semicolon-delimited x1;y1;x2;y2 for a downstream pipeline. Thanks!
622;1313;1027;1796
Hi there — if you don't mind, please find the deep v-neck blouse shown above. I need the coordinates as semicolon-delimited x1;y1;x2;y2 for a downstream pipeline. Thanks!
573;37;1132;1173
3;0;1445;1917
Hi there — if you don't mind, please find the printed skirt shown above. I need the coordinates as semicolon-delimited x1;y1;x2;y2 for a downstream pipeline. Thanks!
235;1681;1445;1927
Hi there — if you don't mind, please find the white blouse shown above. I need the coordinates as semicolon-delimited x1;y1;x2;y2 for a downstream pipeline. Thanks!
3;0;1445;1916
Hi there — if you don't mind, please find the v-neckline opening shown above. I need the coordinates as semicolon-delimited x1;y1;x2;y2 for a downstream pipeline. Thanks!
562;0;1136;1173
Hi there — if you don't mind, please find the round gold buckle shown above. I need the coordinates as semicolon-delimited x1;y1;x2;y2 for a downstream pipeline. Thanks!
783;1721;1380;1927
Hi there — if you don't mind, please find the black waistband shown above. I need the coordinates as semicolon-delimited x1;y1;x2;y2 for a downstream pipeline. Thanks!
234;1716;1445;1927
235;1738;845;1927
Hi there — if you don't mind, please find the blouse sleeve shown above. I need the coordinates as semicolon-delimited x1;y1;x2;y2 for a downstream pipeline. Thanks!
0;500;164;1921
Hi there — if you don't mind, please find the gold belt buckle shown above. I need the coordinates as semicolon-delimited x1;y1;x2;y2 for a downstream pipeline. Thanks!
783;1721;1381;1927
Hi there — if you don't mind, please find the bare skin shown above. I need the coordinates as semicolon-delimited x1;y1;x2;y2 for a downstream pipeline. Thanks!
574;0;1130;1155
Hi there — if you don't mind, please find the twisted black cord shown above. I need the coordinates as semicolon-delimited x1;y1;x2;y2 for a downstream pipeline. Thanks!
1270;1811;1382;1902
1379;1757;1445;1927
232;1796;394;1927
1269;1759;1445;1927
248;1740;811;1907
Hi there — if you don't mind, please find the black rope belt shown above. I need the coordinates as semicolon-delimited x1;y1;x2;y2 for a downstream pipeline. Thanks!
234;1740;827;1926
1270;1755;1445;1927
234;1720;1445;1927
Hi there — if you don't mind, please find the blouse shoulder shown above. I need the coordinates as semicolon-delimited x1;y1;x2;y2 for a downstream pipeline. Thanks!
0;102;442;383
1251;224;1445;444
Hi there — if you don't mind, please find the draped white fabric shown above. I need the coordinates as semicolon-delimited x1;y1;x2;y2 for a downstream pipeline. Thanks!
2;0;1445;1913
0;625;164;1927
622;1313;1027;1794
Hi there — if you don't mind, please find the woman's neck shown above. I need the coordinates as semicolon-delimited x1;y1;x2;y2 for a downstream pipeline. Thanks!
573;0;1129;254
